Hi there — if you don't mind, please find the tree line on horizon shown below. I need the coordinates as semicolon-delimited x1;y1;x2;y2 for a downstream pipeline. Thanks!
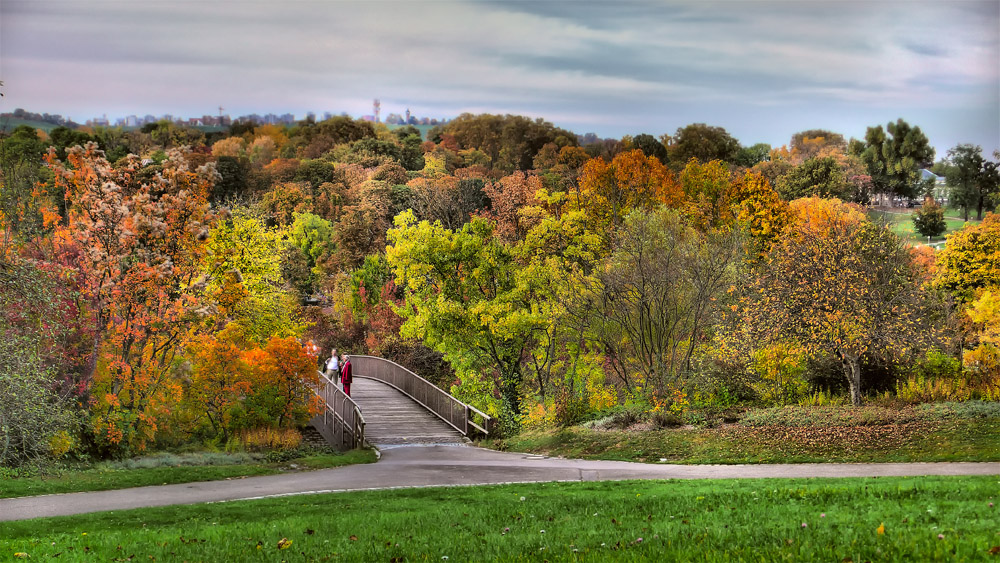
1;112;998;467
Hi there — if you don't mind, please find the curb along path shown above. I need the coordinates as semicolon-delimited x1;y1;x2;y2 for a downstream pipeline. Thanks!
2;445;998;522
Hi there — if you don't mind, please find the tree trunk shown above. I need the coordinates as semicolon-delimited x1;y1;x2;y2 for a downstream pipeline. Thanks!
841;352;862;406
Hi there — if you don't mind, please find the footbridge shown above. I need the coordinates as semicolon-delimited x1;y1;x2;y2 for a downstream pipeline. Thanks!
309;355;493;449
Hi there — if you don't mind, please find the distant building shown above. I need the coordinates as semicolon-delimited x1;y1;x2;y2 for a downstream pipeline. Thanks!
921;169;948;204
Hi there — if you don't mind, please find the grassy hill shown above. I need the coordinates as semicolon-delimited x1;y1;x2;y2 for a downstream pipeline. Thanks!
0;116;65;133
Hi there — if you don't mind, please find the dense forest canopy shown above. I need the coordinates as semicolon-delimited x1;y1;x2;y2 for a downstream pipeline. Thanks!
1;112;998;466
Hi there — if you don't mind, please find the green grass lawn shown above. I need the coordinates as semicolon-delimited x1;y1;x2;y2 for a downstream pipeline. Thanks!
0;449;376;499
489;404;1000;465
868;209;980;245
2;476;997;561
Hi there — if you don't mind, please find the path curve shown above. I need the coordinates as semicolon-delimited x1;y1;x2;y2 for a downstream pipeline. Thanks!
2;446;997;522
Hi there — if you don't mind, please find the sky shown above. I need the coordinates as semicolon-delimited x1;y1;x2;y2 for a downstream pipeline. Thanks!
1;0;998;157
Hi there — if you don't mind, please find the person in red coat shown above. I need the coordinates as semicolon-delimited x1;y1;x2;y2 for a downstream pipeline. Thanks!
340;355;352;397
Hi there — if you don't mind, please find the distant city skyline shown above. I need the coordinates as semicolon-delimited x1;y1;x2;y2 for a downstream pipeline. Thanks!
1;1;997;158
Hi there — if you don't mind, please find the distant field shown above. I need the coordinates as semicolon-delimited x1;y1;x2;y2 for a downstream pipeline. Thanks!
386;123;435;140
0;116;63;133
868;209;980;246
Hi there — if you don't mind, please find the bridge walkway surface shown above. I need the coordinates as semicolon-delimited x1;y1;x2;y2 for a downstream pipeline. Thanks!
349;377;467;446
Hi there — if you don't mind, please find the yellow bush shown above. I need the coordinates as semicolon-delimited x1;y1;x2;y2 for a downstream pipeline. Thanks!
523;401;555;429
48;430;76;458
239;427;302;452
798;390;847;407
751;342;809;405
586;377;618;411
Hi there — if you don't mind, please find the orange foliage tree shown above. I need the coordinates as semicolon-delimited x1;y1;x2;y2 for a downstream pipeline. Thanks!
47;143;219;454
241;336;322;428
186;333;251;441
576;149;681;232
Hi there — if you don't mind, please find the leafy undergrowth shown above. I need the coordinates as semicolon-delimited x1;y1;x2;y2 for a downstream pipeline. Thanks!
2;476;997;561
489;403;1000;464
0;448;376;499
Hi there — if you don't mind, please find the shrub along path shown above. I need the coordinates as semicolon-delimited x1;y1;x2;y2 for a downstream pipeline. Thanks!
2;445;997;522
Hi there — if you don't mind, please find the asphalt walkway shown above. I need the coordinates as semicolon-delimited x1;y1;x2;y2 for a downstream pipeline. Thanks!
2;445;997;522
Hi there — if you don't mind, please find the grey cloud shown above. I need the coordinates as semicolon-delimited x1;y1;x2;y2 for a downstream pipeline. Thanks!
902;42;947;57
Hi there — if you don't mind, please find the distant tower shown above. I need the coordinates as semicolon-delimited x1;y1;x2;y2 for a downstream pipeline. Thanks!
373;99;381;123
218;106;224;125
405;108;411;123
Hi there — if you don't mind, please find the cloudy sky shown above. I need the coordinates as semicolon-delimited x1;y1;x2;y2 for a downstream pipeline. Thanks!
2;0;998;156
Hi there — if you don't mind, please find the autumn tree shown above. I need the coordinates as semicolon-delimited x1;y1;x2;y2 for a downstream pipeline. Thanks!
678;159;734;232
934;213;1000;300
241;336;321;428
431;113;577;172
186;333;250;441
576;149;681;232
729;171;790;258
744;197;933;405
202;209;301;345
49;143;219;453
482;172;544;243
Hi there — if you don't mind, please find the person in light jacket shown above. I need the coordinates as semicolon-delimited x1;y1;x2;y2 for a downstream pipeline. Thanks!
325;348;340;382
340;355;352;397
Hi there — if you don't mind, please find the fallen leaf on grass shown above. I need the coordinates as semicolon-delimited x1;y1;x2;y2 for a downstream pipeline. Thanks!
988;545;1000;555
349;535;358;541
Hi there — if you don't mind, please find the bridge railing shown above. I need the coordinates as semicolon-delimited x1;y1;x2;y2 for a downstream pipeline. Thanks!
309;370;366;450
349;355;493;437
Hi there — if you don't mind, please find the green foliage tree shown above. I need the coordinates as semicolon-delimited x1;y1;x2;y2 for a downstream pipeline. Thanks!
852;118;934;200
735;143;771;168
386;211;549;432
912;199;947;238
776;156;853;201
289;212;334;283
667;123;741;167
632;133;668;164
0;258;79;466
945;144;999;221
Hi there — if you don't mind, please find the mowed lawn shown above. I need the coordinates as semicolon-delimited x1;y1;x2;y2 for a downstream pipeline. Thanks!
2;476;997;561
868;209;980;245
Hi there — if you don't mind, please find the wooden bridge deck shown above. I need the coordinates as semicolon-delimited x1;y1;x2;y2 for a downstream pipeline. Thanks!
349;377;468;446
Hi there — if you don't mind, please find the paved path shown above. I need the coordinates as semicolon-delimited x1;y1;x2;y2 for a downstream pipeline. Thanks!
2;445;997;522
351;378;466;446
